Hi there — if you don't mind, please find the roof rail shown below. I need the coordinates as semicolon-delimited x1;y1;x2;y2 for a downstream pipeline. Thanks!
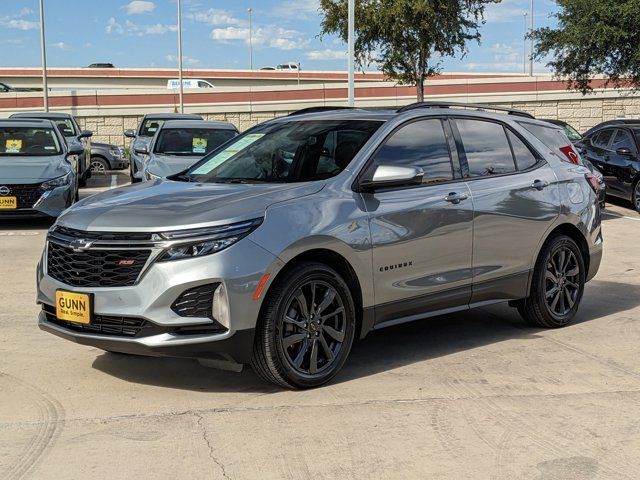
288;106;356;116
396;101;535;119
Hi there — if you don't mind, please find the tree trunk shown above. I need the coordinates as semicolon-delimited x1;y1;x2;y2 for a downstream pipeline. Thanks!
416;75;424;102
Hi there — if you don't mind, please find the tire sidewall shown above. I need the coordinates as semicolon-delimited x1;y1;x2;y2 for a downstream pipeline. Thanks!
265;264;356;388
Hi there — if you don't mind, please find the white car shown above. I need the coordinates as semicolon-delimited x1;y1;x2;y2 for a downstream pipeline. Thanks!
275;63;300;71
167;79;214;90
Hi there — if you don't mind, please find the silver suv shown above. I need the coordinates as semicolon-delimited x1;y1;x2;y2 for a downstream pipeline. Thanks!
37;103;603;389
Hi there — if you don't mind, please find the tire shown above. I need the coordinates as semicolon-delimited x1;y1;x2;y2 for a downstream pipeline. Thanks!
90;157;109;175
633;179;640;213
251;262;356;389
518;235;585;328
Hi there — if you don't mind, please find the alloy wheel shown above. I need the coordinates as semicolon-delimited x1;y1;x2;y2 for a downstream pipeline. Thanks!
280;280;346;375
90;159;107;174
634;182;640;211
545;246;580;317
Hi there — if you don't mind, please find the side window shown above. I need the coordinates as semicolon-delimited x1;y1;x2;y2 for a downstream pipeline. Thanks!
593;129;614;149
610;129;635;152
456;119;516;177
371;119;453;184
507;130;538;170
198;81;211;88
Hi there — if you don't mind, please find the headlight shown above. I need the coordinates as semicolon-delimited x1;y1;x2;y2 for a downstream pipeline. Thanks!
109;148;121;157
156;218;263;262
41;172;72;191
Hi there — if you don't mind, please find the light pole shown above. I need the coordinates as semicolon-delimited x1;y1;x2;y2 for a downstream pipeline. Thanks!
529;0;534;76
248;8;253;70
38;0;49;111
177;0;184;113
523;12;528;75
347;0;355;107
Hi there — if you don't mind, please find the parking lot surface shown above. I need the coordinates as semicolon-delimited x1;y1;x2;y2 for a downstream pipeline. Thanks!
1;173;639;479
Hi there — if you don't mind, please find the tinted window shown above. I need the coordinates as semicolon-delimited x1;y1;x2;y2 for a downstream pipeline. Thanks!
371;119;453;184
611;129;635;152
0;127;62;156
519;122;569;150
508;131;538;170
154;128;237;156
456;119;515;177
593;129;614;149
139;119;164;137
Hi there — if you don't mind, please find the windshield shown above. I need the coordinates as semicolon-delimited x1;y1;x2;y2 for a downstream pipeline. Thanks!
0;127;62;156
185;119;382;183
563;124;582;141
139;119;165;137
154;128;237;156
52;119;77;137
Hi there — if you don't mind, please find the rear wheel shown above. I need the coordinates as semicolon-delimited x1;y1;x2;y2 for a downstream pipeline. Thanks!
518;235;585;328
251;263;356;389
632;179;640;213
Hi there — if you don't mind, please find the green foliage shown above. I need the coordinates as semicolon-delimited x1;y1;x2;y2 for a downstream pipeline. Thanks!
533;0;640;94
319;0;498;100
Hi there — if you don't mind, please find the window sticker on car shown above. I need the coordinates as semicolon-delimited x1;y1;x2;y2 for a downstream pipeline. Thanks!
191;133;265;174
148;127;157;132
6;139;22;153
192;137;207;154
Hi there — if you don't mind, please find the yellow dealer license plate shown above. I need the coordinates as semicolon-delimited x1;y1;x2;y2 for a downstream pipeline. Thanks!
55;290;92;325
0;196;17;209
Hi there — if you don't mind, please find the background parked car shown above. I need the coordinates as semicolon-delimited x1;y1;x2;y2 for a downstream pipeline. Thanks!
576;120;640;212
10;112;92;187
89;142;127;174
142;120;238;180
124;113;203;183
0;118;80;218
542;119;583;143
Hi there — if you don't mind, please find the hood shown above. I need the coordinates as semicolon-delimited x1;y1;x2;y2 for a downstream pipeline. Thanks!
146;154;201;178
57;179;324;231
0;156;71;182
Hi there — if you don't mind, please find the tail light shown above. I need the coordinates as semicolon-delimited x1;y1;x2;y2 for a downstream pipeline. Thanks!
585;173;600;195
559;145;580;164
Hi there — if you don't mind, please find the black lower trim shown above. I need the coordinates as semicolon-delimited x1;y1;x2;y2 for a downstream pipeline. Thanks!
470;271;530;304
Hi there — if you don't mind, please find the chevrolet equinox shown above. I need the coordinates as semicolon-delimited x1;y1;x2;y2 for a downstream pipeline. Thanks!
37;103;603;389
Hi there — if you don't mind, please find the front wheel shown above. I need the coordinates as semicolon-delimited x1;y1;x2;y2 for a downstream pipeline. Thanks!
251;263;356;389
90;157;109;175
518;235;585;328
633;180;640;213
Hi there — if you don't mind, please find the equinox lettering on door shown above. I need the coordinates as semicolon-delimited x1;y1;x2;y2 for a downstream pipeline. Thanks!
379;261;413;272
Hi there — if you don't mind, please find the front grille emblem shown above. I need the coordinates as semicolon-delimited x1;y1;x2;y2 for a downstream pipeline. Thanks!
0;186;10;196
69;239;94;252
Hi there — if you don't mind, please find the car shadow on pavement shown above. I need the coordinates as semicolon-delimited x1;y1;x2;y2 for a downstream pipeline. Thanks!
91;279;640;391
0;218;55;231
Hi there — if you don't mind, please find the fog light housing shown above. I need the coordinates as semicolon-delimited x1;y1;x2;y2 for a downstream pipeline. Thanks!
212;283;230;329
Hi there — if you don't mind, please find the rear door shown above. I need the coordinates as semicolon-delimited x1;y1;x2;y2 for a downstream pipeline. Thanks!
451;118;561;303
361;117;474;326
605;129;638;197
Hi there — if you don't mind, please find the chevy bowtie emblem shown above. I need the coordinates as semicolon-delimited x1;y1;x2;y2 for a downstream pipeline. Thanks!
69;239;94;252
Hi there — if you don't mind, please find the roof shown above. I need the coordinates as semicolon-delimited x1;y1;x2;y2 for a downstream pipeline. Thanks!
143;113;203;120
161;120;238;131
0;118;56;128
10;111;73;120
583;119;640;137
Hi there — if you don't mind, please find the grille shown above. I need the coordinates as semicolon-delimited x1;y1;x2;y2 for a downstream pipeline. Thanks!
42;305;156;337
171;283;219;319
53;226;152;241
47;242;151;287
1;183;43;208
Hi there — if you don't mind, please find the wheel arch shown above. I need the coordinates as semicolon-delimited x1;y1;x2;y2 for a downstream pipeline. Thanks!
259;248;369;340
90;154;111;168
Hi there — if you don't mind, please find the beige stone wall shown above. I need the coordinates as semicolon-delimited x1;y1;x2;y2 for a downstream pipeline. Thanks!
75;95;640;148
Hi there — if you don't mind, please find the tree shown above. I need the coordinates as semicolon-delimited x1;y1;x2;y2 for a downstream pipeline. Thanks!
319;0;498;101
533;0;640;94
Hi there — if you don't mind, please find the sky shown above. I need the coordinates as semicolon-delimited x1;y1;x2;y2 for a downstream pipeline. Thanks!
0;0;558;73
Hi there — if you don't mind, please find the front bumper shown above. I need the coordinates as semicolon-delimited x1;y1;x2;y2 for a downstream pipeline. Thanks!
0;183;74;219
37;238;282;363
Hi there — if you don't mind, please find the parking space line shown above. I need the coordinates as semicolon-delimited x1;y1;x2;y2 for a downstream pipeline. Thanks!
110;174;117;189
603;212;640;222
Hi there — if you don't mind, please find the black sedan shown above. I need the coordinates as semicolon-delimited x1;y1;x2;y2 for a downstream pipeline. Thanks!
576;120;640;212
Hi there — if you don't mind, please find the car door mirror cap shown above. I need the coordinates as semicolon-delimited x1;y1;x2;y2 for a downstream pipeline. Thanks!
616;147;634;156
124;129;136;138
134;146;149;155
78;130;93;139
67;145;84;156
360;165;424;191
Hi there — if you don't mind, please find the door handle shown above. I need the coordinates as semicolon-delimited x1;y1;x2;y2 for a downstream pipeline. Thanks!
444;192;469;204
531;179;549;191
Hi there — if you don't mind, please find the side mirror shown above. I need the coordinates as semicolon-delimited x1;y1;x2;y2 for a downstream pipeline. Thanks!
360;165;424;191
78;130;93;139
67;145;84;156
134;145;149;155
616;147;634;156
124;129;136;138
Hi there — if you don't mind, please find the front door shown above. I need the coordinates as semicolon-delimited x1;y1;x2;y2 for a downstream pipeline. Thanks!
361;118;474;327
